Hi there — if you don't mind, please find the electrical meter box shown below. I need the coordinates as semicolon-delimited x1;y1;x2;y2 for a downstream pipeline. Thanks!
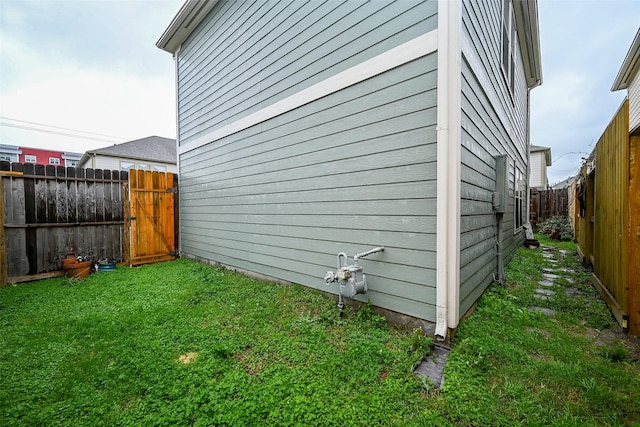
493;154;509;213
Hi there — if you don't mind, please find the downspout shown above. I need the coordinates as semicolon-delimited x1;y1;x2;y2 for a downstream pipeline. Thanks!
435;0;461;341
173;45;182;257
495;212;505;284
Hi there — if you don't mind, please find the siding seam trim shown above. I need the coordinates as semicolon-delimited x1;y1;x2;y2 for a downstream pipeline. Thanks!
178;29;439;155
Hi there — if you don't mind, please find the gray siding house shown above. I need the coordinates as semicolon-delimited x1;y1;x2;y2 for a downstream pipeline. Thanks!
158;0;541;338
76;136;177;173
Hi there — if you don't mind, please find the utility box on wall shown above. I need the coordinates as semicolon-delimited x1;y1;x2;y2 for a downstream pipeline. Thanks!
493;154;509;213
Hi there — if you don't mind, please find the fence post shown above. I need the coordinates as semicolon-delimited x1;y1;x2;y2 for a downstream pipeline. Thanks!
0;175;6;286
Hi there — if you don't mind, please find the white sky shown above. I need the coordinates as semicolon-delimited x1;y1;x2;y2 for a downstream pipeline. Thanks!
0;0;183;153
1;0;639;185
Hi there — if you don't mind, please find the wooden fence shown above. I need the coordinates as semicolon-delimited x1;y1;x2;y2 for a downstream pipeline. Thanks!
574;99;640;335
1;161;179;285
0;161;128;283
529;188;569;228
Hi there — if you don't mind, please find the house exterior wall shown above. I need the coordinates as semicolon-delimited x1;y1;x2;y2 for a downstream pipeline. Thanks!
19;148;65;166
177;0;440;321
458;0;530;315
529;151;547;189
629;72;640;133
84;154;177;173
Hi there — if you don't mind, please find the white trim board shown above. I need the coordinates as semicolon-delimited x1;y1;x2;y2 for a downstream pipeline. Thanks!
178;29;439;155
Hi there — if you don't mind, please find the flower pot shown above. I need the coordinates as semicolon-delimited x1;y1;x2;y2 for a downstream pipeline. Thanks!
63;260;92;279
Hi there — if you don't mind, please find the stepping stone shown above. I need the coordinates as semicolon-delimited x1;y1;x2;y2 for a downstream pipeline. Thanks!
547;260;559;264
559;249;570;255
564;277;575;284
535;289;556;297
543;273;560;280
542;253;554;258
413;344;451;389
526;327;551;337
542;268;555;273
529;306;556;316
534;294;550;300
565;287;580;297
538;280;555;287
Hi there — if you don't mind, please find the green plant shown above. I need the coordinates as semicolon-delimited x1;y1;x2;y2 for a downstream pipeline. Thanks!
538;216;574;240
600;341;632;363
1;239;638;426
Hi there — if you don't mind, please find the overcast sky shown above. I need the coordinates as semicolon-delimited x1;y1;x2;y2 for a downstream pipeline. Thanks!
1;0;639;185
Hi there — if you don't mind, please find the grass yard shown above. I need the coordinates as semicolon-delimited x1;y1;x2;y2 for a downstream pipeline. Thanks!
1;236;639;426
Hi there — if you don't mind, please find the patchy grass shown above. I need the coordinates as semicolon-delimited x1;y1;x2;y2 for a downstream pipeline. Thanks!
438;235;639;426
1;237;638;426
0;260;434;426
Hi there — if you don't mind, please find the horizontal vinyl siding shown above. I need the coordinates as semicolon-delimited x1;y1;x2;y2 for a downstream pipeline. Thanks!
529;152;543;188
176;0;437;145
629;74;640;133
179;53;438;321
458;0;529;316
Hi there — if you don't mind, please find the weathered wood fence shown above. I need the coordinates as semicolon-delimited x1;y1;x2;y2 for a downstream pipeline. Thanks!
529;188;569;228
1;161;128;283
574;99;640;335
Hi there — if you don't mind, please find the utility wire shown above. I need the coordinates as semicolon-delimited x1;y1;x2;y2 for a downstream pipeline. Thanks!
0;116;129;142
0;122;128;144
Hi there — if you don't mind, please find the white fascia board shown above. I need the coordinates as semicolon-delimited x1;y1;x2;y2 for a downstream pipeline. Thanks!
612;28;640;91
157;0;219;55
179;30;439;155
435;0;462;339
513;0;542;89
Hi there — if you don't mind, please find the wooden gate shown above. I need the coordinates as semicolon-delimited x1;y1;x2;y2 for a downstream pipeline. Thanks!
125;170;178;266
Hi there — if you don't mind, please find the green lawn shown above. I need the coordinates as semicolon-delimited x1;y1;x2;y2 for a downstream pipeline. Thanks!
1;237;638;426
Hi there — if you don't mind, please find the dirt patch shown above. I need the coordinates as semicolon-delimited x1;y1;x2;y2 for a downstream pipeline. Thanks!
233;347;263;375
595;328;640;360
177;352;199;364
580;326;640;361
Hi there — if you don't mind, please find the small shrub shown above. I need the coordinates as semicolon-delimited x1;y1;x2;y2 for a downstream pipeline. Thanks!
538;216;573;240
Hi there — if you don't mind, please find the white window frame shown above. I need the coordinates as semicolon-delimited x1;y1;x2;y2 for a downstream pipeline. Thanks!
501;0;516;98
49;157;60;165
0;155;11;161
25;155;37;163
514;167;526;231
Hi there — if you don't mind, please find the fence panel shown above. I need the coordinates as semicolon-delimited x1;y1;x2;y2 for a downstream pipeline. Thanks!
529;188;569;227
0;161;128;283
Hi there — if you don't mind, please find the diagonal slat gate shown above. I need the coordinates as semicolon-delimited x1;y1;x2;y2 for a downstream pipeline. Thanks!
125;170;178;266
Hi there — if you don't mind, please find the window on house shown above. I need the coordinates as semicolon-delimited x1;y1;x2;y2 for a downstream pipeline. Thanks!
25;155;37;163
49;157;60;165
514;168;526;229
66;160;78;167
0;155;11;161
152;165;167;172
501;0;516;96
120;162;135;171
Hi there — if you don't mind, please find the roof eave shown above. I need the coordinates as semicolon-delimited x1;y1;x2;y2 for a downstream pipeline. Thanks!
513;0;543;89
156;0;219;54
612;28;640;91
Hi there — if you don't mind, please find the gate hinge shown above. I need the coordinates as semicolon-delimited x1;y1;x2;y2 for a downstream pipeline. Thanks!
170;250;179;257
166;187;178;194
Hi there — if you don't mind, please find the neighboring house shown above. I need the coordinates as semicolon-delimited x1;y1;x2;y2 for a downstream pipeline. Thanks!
529;145;551;190
613;28;640;134
551;176;574;190
574;28;640;336
158;0;542;337
76;136;177;173
0;145;21;163
0;144;82;167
